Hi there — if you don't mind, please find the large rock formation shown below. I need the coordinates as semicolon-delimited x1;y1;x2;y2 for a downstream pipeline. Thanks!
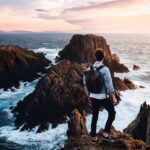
12;34;137;132
64;109;146;150
124;102;150;147
57;34;129;74
12;60;91;132
0;45;50;90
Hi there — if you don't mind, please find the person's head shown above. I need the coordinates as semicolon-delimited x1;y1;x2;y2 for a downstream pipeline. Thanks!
95;49;104;62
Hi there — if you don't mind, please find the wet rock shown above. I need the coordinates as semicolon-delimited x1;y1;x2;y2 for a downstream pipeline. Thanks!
133;65;140;71
113;77;137;91
36;123;49;133
64;109;146;150
12;60;91;131
124;102;150;146
57;34;129;74
0;45;51;90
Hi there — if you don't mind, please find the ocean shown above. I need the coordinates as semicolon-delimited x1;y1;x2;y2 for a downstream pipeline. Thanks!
0;33;150;150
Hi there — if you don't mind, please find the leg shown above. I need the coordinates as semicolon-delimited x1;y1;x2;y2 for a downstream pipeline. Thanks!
103;98;116;133
90;98;100;137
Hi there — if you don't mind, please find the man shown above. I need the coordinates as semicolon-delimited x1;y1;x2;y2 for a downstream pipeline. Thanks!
83;49;117;141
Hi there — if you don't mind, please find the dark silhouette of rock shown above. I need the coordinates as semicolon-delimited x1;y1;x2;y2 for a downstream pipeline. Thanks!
12;60;91;132
133;65;141;71
57;34;129;74
64;109;146;150
124;102;150;146
0;45;51;90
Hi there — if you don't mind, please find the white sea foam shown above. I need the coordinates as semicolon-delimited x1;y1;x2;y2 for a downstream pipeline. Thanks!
0;79;39;111
0;124;67;150
33;48;61;63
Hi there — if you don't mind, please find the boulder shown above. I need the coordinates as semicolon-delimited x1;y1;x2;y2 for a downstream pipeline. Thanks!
113;77;137;91
0;45;51;90
124;102;150;146
64;109;146;150
133;65;140;71
57;34;129;74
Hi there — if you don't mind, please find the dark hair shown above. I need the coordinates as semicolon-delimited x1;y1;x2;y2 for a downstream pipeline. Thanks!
95;50;104;61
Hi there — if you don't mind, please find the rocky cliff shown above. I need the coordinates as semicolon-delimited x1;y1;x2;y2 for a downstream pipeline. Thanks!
0;45;50;90
12;60;91;132
124;102;150;147
57;34;129;74
63;109;146;150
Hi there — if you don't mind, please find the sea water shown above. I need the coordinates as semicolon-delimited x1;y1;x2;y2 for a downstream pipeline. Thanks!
0;33;149;150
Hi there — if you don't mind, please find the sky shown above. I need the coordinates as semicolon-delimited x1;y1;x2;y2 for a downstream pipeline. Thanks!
0;0;150;33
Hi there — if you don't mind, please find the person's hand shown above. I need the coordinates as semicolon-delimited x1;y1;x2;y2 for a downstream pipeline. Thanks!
111;95;117;105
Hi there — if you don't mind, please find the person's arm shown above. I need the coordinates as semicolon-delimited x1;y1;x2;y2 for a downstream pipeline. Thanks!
103;67;117;105
83;74;90;96
103;67;114;96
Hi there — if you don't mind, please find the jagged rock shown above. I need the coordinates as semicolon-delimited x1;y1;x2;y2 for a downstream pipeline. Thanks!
133;65;140;71
12;60;91;132
113;77;137;91
36;123;49;133
67;109;88;137
124;102;150;146
0;45;51;90
57;34;129;74
64;109;146;150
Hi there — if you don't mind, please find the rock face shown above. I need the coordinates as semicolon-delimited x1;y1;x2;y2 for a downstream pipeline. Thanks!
67;109;88;137
57;34;129;74
64;109;146;150
113;77;137;91
0;45;50;90
12;60;91;132
124;102;150;146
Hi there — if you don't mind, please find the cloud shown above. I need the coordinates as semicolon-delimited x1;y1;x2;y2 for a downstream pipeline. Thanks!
64;0;150;12
37;14;60;20
35;9;48;12
0;0;150;32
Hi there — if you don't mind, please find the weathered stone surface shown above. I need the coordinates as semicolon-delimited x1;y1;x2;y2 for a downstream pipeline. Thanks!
0;45;50;90
12;60;91;131
67;109;88;137
124;102;150;146
57;34;129;74
64;109;146;150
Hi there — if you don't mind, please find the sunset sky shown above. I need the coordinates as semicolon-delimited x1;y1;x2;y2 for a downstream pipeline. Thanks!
0;0;150;33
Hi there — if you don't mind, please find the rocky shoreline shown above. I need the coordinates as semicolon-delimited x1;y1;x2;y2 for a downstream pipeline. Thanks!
0;34;148;149
0;45;51;90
